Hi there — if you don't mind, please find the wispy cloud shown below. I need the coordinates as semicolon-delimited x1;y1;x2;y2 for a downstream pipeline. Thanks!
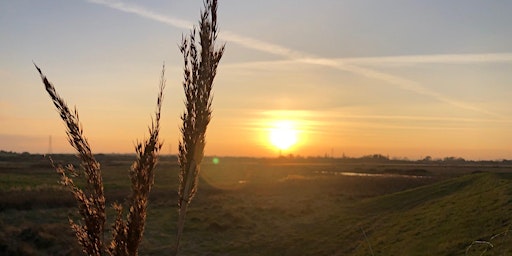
256;109;511;123
329;113;512;124
341;53;512;66
220;31;308;59
228;108;512;135
86;0;308;58
86;0;193;29
222;51;512;70
314;61;503;118
85;0;506;118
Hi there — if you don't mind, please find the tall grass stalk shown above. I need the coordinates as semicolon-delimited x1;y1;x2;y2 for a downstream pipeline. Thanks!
360;226;375;256
108;65;165;256
35;64;106;256
174;0;224;254
35;64;165;256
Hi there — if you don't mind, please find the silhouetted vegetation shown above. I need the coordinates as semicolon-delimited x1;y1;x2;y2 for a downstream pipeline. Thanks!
34;62;163;255
175;0;224;254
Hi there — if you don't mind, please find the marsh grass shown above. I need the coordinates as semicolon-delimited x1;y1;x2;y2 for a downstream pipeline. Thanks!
4;154;512;254
35;64;106;255
107;66;164;256
35;64;165;255
175;0;224;254
32;0;224;254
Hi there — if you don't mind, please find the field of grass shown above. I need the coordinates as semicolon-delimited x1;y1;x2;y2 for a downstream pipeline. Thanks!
1;152;512;255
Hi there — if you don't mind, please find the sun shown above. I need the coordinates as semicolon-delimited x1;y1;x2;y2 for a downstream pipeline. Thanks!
269;120;298;151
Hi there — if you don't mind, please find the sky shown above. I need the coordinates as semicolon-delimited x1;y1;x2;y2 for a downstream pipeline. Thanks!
1;0;512;160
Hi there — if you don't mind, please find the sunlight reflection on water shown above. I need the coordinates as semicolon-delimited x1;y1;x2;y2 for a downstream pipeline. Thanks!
315;170;429;179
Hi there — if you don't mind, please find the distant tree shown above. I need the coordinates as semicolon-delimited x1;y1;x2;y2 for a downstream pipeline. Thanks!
443;156;466;163
361;154;390;162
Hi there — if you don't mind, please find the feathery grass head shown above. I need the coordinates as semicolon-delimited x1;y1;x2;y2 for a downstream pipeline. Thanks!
175;0;224;254
36;63;165;256
108;64;165;256
177;0;224;211
35;63;106;256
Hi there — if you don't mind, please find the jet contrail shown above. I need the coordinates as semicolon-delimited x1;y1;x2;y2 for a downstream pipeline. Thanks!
340;53;512;65
86;0;309;58
86;0;193;29
86;0;506;118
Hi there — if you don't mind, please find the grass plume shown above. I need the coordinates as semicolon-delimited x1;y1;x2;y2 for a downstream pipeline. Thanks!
175;0;225;254
35;63;106;256
108;65;165;256
35;63;165;255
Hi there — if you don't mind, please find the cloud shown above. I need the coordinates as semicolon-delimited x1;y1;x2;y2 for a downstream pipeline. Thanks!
220;31;307;59
87;0;307;58
327;113;512;124
222;51;512;70
86;0;193;29
85;0;505;118
340;53;512;66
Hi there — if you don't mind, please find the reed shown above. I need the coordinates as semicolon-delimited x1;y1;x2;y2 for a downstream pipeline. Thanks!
174;0;225;254
108;65;165;256
35;64;106;256
35;64;165;256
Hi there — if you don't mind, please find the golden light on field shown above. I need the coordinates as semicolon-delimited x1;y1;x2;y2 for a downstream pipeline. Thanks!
269;120;298;151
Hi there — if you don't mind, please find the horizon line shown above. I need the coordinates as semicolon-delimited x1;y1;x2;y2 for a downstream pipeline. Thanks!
3;149;511;162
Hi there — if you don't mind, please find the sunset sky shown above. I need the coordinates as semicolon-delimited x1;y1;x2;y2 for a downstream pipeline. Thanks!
1;0;512;160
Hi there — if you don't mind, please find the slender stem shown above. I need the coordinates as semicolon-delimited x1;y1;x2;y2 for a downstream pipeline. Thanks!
361;227;375;256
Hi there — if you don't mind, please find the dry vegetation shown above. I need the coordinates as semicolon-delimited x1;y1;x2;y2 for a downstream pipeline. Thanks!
32;0;223;255
34;63;164;255
175;0;224;253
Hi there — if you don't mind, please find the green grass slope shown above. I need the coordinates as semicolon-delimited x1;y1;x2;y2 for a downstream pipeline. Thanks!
350;172;512;256
2;155;512;255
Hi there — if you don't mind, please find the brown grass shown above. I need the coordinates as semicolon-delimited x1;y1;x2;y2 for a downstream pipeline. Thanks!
175;0;225;254
108;65;164;256
35;63;165;256
35;64;106;255
34;0;225;254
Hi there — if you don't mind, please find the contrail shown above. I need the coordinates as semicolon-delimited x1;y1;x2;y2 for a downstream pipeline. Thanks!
220;31;307;59
340;53;512;65
307;60;503;118
86;0;192;29
85;0;505;118
86;0;309;58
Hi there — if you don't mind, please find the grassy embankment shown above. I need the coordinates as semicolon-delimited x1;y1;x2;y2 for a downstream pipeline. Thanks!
1;153;512;255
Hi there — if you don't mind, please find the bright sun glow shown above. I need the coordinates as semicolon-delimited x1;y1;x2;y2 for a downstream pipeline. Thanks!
269;120;298;150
